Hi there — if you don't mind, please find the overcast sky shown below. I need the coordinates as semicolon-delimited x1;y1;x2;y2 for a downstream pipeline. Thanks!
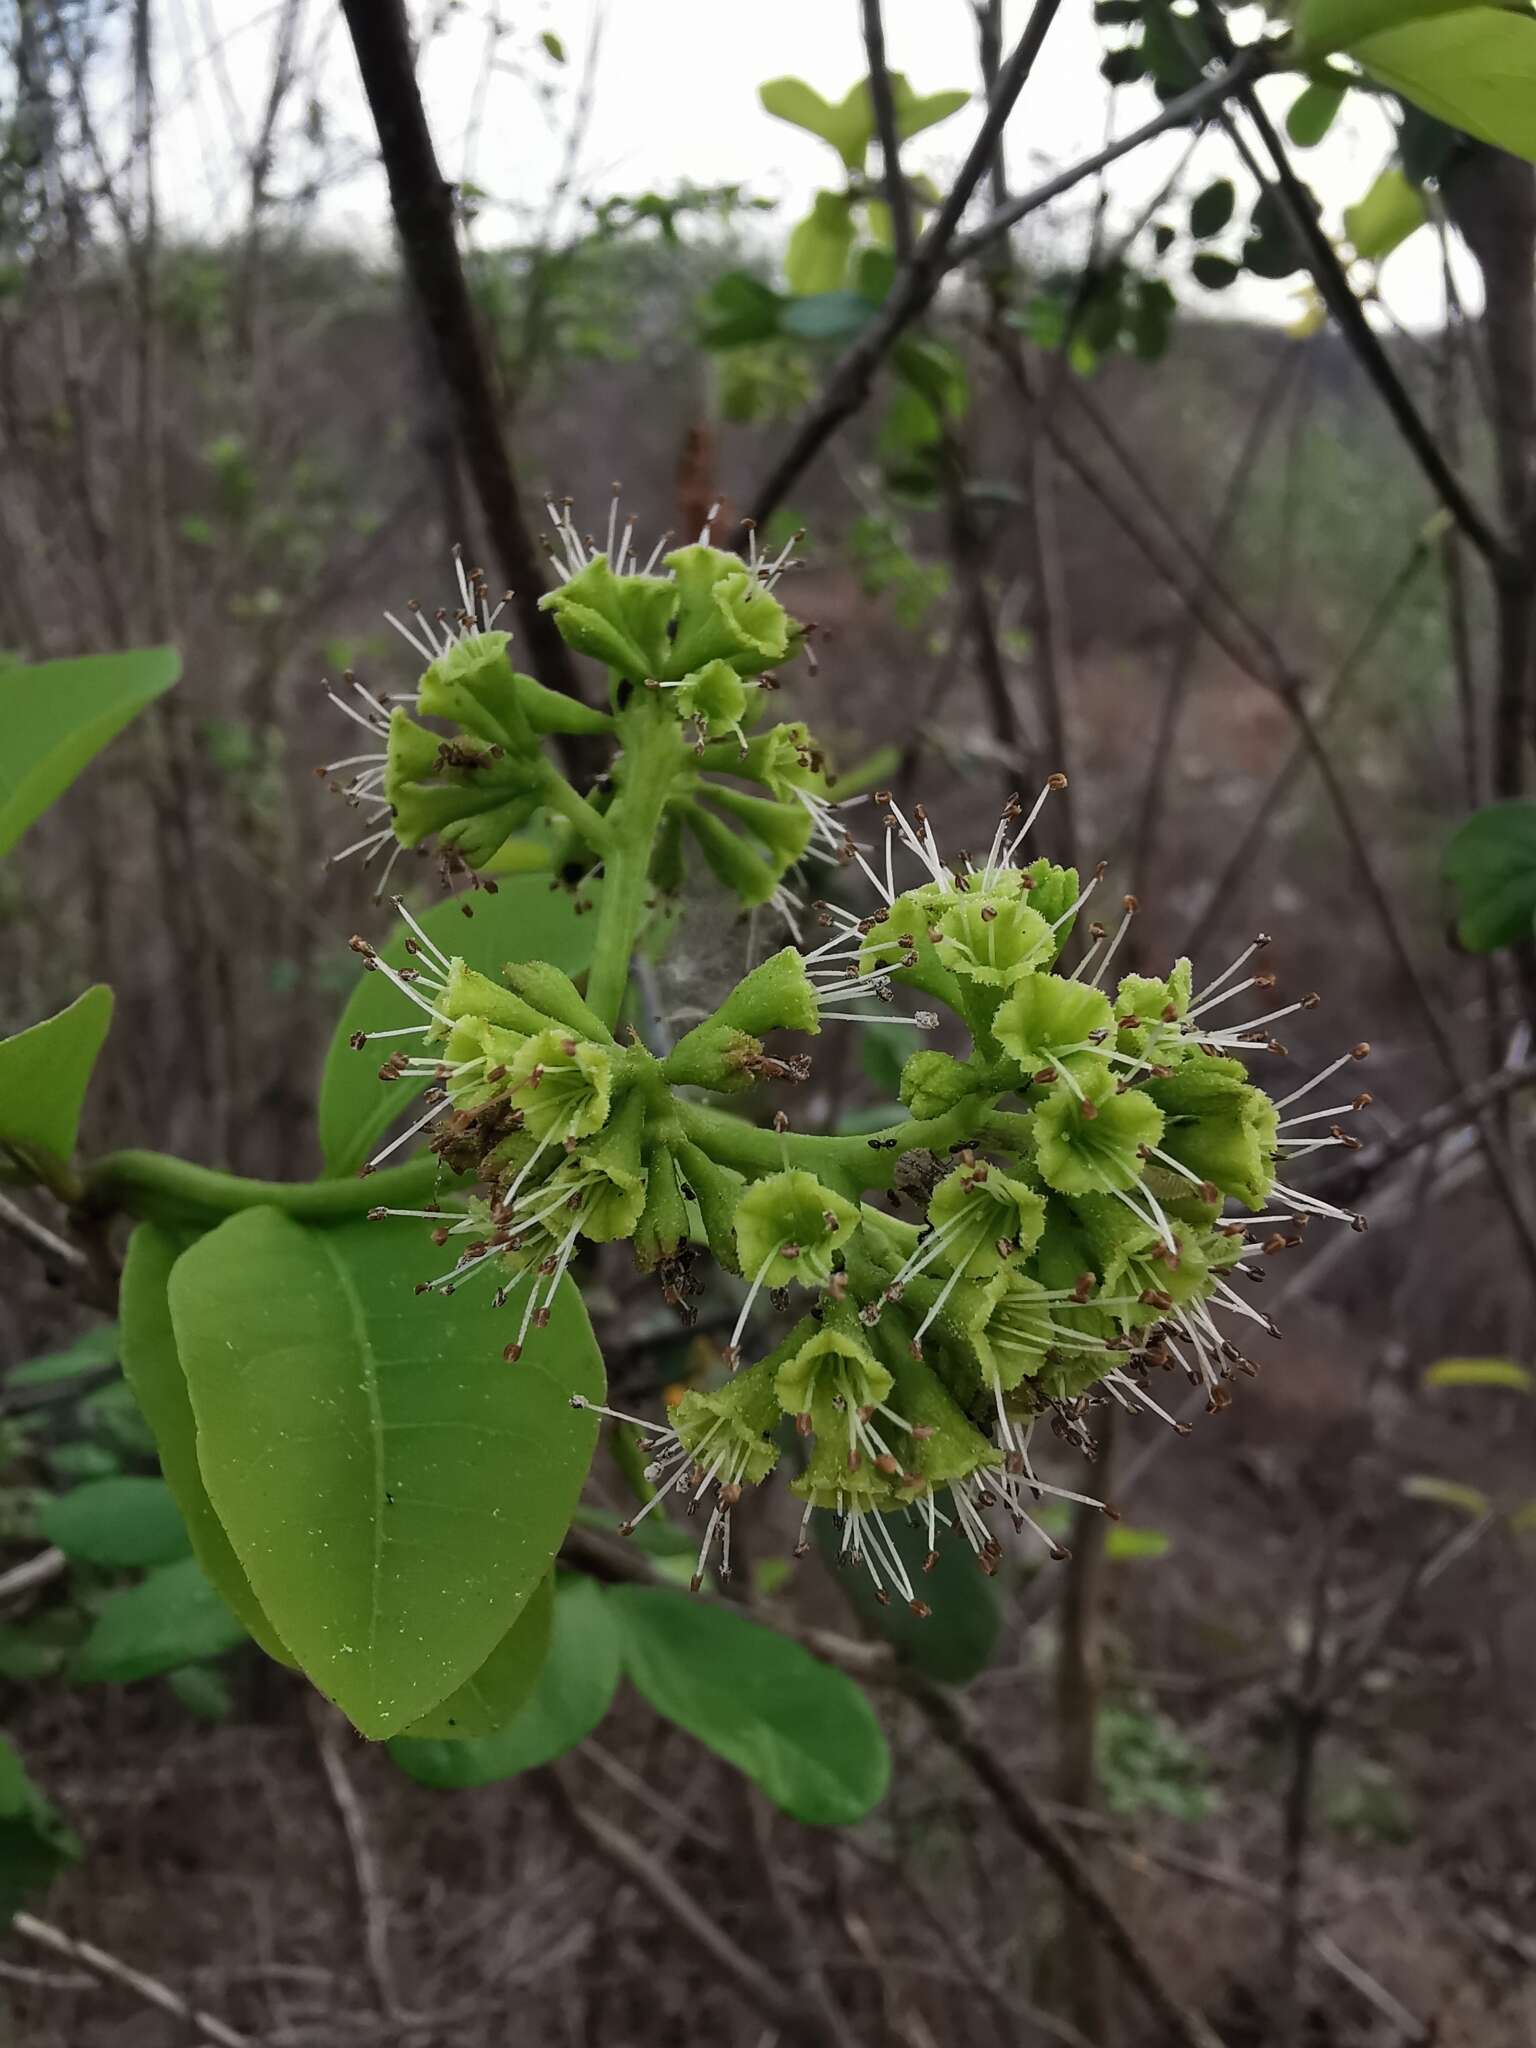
153;0;1476;328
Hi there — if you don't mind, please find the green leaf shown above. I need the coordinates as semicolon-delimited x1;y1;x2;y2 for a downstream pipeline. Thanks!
0;1736;82;1918
1189;178;1235;238
1344;167;1427;264
1192;252;1239;291
779;290;877;344
1298;0;1481;56
0;647;179;859
389;1575;620;1785
9;1322;119;1388
1401;1474;1490;1515
540;29;566;61
814;1516;999;1686
120;1222;293;1665
40;1477;191;1569
888;77;969;142
786;192;855;296
611;1586;889;1823
398;1572;555;1738
166;1664;235;1722
0;984;113;1170
1353;9;1536;162
699;271;784;348
317;876;600;1176
1423;1358;1533;1393
70;1556;248;1684
168;1209;603;1739
1443;801;1536;952
1286;81;1346;146
759;77;871;169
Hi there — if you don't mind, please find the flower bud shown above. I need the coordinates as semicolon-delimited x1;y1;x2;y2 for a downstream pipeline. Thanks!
661;1020;766;1095
898;1049;981;1120
712;947;819;1038
673;1140;746;1275
634;1141;690;1271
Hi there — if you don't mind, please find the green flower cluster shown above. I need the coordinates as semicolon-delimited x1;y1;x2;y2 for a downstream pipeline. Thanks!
334;507;1366;1608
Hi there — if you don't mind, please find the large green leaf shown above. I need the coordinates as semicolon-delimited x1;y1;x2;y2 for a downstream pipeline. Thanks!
317;876;600;1176
786;192;856;296
0;647;179;859
1343;166;1427;264
119;1222;293;1664
1298;0;1481;54
814;1515;999;1686
0;985;113;1169
611;1586;890;1824
0;1737;82;1919
390;1574;620;1784
1443;800;1536;952
399;1571;555;1739
39;1477;191;1569
168;1209;603;1739
69;1555;248;1684
1353;9;1536;162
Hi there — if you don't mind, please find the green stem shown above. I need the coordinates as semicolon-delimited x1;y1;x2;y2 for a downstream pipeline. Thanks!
674;1096;993;1190
585;699;685;1029
83;1150;444;1229
538;763;612;853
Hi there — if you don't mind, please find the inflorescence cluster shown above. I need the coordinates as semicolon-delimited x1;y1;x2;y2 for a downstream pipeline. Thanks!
324;495;1368;1609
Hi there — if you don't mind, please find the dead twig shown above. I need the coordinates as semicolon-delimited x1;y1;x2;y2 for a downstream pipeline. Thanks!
308;1698;403;2021
10;1912;251;2047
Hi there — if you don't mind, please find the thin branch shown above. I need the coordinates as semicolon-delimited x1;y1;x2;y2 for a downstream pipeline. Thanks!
0;1548;67;1604
947;51;1263;272
904;1679;1228;2048
10;1913;251;2048
1189;2;1504;570
861;0;914;263
546;1768;797;2023
1180;523;1438;959
1128;344;1303;897
1314;1056;1536;1208
0;1189;88;1273
740;0;1065;535
309;1700;403;2020
337;0;585;705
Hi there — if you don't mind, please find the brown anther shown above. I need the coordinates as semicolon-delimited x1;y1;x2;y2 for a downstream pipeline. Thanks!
909;1600;932;1619
773;1110;790;1134
1072;1272;1095;1303
502;1342;522;1362
1301;992;1321;1010
1350;1212;1368;1232
1352;1042;1370;1059
1079;1099;1099;1120
1047;772;1069;791
719;1482;743;1507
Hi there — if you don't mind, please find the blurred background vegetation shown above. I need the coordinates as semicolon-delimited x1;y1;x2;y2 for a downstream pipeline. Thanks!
1;2;1533;2044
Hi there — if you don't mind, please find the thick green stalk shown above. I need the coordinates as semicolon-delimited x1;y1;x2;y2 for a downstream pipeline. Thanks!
537;762;612;853
585;698;685;1028
84;1150;443;1229
674;1096;993;1190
